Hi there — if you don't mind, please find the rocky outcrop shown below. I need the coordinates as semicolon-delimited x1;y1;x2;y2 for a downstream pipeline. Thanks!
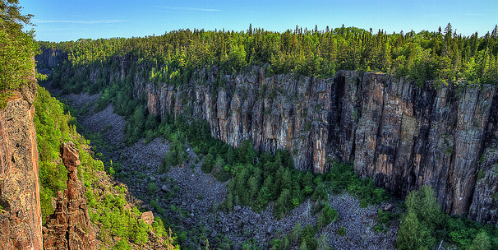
0;82;43;249
43;142;96;250
347;73;497;223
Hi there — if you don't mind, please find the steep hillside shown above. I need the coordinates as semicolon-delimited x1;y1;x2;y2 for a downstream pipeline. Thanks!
34;85;178;249
0;3;44;247
48;85;402;249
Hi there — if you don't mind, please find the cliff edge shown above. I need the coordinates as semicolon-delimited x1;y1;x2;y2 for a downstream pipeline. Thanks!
0;81;43;249
140;68;498;224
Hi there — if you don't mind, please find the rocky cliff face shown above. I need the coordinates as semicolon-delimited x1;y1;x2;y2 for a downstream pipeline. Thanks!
43;142;96;250
37;50;498;224
0;82;43;249
139;67;497;224
35;48;66;70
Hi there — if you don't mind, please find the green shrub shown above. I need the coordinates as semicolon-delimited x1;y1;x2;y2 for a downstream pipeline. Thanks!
317;204;338;229
360;199;368;208
338;226;346;236
396;186;441;249
469;231;492;250
148;182;157;195
0;15;38;109
132;220;149;245
201;153;214;173
113;238;132;250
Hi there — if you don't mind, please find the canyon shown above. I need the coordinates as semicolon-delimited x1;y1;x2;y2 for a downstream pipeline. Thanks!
0;45;496;249
36;49;498;225
0;84;98;249
142;68;498;225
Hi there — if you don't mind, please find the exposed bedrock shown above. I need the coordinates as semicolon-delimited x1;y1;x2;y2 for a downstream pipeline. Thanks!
42;142;97;250
140;68;497;224
37;49;498;224
0;82;43;250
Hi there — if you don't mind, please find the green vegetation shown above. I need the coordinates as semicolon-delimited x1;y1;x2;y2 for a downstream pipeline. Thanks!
337;226;346;236
34;22;498;249
0;0;39;109
118;109;391;248
374;208;398;233
34;85;178;249
397;186;497;250
39;24;498;94
34;86;75;220
270;222;326;250
152;111;389;221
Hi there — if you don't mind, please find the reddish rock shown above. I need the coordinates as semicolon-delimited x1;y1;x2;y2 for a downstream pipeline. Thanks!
43;142;96;250
140;211;154;225
0;82;43;250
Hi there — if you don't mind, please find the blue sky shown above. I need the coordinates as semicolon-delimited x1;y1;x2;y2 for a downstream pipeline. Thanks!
22;0;498;42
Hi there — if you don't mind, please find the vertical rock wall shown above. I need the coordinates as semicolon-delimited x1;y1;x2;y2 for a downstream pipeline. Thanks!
138;67;497;224
138;67;338;174
37;49;498;224
0;83;43;250
349;73;497;222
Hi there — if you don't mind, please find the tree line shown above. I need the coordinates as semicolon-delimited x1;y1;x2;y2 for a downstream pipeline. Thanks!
39;23;497;91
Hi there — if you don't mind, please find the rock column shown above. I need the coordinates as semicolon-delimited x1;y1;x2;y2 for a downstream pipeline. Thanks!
43;142;96;250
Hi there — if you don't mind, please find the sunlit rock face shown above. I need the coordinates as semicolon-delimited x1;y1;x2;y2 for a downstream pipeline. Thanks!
0;81;43;250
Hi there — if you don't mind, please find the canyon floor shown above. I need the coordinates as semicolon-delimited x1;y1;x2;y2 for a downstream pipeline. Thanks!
45;82;399;249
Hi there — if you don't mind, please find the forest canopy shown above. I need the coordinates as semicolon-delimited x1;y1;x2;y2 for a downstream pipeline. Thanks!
39;24;498;88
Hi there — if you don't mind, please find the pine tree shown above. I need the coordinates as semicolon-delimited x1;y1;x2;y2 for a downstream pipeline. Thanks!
291;221;303;244
248;175;259;200
396;211;423;250
201;153;214;173
281;169;292;191
299;240;308;250
133;220;149;246
468;231;491;250
274;189;291;219
0;0;33;32
317;234;332;250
